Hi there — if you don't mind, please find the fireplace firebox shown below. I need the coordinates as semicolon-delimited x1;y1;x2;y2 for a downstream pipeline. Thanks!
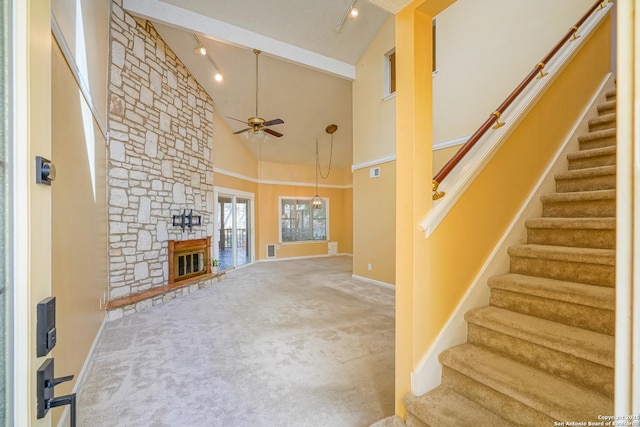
168;237;211;284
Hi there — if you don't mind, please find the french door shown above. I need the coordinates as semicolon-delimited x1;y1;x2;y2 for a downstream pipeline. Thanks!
215;189;254;270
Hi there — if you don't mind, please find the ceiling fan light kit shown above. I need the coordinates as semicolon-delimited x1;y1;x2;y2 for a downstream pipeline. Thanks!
231;49;285;141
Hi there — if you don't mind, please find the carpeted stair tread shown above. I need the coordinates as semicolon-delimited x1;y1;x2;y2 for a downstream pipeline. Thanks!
588;113;616;131
439;344;612;421
541;188;615;203
465;306;613;367
577;128;616;149
567;145;616;170
404;386;512;427
369;415;406;427
541;189;616;218
525;217;615;231
597;100;616;115
555;165;616;181
605;90;616;100
508;244;615;266
488;273;615;311
554;165;616;192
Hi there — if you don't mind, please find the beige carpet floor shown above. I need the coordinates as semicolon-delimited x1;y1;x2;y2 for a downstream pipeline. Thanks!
77;256;395;426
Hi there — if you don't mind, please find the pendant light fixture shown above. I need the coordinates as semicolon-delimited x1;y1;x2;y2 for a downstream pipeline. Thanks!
312;124;337;209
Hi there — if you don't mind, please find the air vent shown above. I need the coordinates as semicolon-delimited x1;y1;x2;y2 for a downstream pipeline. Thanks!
266;244;276;259
370;167;381;178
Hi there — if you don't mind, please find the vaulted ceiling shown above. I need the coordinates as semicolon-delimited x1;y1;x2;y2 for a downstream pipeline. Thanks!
123;0;403;169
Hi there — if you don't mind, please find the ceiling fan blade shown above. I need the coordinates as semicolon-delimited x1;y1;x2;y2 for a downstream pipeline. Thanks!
233;128;250;135
227;116;249;125
263;128;283;138
263;118;284;127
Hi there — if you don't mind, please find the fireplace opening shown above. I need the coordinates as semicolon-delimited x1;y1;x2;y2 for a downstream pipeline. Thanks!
168;237;211;284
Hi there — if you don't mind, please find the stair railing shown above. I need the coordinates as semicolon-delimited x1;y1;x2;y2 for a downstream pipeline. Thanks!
432;0;611;200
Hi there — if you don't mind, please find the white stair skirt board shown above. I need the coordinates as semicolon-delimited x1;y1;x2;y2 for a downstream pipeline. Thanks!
57;315;108;427
410;73;615;396
351;274;395;290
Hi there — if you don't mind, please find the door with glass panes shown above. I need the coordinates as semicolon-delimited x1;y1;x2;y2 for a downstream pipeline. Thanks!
216;193;253;270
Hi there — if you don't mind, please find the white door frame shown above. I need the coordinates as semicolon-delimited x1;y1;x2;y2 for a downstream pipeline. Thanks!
213;186;255;269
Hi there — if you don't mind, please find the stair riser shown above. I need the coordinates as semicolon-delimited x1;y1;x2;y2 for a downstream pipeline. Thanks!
542;199;615;218
579;136;616;150
588;120;616;132
527;227;615;249
568;154;616;170
597;105;615;116
467;325;614;397
406;414;429;427
556;175;616;192
510;257;614;287
441;367;554;426
605;92;616;101
489;289;614;335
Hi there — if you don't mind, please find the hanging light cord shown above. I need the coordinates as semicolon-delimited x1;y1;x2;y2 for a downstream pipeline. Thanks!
316;133;334;180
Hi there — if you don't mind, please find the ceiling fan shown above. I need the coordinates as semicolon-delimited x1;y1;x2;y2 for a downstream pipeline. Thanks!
229;49;284;138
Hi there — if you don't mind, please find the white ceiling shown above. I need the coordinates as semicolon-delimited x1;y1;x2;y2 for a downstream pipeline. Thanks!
123;0;395;169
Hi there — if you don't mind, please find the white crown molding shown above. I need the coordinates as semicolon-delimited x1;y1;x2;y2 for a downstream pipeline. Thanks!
351;154;397;171
213;167;353;189
123;0;356;80
421;3;612;237
433;134;471;151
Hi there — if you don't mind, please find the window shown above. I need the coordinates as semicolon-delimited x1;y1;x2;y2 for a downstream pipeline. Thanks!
384;48;396;97
280;198;329;242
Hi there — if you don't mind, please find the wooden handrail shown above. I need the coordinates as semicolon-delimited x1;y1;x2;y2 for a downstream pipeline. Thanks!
432;0;608;200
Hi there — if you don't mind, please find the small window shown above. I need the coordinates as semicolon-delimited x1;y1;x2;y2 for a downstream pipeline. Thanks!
385;48;396;97
280;198;329;242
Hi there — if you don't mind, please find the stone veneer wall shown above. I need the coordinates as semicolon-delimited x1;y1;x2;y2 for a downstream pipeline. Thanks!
107;0;215;310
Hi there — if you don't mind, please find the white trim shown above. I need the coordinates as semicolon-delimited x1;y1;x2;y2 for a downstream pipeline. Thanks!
257;253;349;263
57;315;108;427
382;92;396;102
411;72;615;396
421;4;612;237
50;11;108;139
213;167;352;189
12;0;29;424
432;134;471;151
351;274;395;290
351;154;397;172
123;0;355;80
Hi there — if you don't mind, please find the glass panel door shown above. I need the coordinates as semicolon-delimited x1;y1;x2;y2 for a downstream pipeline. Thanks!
216;194;253;270
236;198;250;267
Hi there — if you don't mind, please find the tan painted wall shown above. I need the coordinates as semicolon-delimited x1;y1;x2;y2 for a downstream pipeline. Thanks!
51;0;110;124
352;162;396;284
353;16;396;165
433;0;595;142
50;40;108;426
212;111;258;179
352;16;398;285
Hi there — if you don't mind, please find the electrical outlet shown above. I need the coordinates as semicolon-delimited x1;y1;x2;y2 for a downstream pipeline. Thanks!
367;263;372;271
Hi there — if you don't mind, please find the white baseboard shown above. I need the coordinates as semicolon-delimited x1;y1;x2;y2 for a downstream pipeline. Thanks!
257;253;350;263
410;72;614;396
57;314;108;427
351;274;395;290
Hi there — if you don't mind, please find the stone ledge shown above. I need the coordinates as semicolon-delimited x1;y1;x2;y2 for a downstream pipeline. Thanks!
106;272;225;321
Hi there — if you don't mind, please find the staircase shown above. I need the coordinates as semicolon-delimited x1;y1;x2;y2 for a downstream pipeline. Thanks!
400;89;617;426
